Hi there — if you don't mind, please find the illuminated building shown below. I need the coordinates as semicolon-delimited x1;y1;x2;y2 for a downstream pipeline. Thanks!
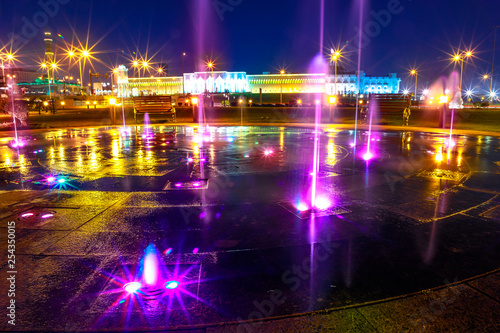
124;70;400;96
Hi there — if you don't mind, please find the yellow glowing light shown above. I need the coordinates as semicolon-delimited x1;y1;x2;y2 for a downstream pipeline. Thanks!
466;51;472;57
51;63;57;69
113;68;118;73
439;95;449;104
68;51;74;57
239;99;243;103
453;55;461;61
280;70;285;74
435;149;443;162
208;62;213;68
249;99;253;103
142;62;148;68
41;63;47;68
359;100;363;104
6;54;13;60
93;101;97;105
61;101;65;106
86;101;90;105
82;50;89;57
328;96;337;104
133;61;138;67
191;97;199;105
158;68;163;73
334;51;340;57
484;75;489;79
411;70;416;75
43;101;48;106
109;98;116;105
297;99;302;104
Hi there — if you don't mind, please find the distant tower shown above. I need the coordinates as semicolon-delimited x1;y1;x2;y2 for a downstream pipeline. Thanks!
44;29;54;80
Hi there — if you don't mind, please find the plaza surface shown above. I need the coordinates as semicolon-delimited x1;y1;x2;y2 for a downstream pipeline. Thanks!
0;124;499;332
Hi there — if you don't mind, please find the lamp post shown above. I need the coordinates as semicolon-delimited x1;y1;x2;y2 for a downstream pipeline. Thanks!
0;53;13;82
453;51;473;94
133;60;140;78
410;69;418;102
182;52;186;95
490;26;498;103
280;69;285;104
331;49;341;95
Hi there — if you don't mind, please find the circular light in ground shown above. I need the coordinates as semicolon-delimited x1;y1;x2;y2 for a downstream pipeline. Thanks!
315;197;331;210
297;202;309;211
21;212;34;218
123;282;141;294
41;213;54;219
165;281;179;290
362;152;373;161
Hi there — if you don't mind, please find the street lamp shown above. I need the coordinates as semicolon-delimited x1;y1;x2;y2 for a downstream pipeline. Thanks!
142;61;149;77
1;53;15;81
452;51;473;92
182;52;186;95
331;49;341;95
280;69;285;103
133;60;140;78
410;69;418;101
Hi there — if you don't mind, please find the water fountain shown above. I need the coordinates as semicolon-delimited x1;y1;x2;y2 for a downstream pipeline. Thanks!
122;244;180;300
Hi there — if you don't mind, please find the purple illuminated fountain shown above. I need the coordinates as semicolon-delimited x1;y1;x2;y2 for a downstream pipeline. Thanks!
141;113;154;140
122;244;180;299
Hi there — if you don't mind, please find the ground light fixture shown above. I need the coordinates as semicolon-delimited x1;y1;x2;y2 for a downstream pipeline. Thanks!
164;281;180;290
123;282;142;294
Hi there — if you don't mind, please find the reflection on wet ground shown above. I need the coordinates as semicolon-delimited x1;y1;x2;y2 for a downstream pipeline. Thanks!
0;126;499;331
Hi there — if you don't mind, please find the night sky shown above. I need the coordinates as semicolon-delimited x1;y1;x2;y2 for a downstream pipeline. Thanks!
0;0;498;91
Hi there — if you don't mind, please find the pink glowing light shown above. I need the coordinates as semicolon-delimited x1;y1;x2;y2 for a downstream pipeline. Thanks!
123;282;141;294
192;248;199;254
47;176;56;183
192;182;201;187
445;139;456;147
41;213;54;219
187;158;193;163
165;281;179;290
143;250;159;286
297;202;309;211
174;183;183;188
164;247;173;255
10;139;26;148
21;212;34;218
264;149;273;156
349;142;355;147
314;197;331;210
362;151;373;161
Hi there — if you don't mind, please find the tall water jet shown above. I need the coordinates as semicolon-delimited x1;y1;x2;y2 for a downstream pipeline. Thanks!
143;244;159;286
353;0;366;149
308;54;329;209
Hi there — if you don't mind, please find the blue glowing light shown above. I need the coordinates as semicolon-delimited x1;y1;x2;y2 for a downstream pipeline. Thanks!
165;281;179;290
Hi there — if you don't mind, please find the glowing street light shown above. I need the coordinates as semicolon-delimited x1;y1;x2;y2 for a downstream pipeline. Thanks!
410;69;418;101
331;49;341;95
452;50;473;92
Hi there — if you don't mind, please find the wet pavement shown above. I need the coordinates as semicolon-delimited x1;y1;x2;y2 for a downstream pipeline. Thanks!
0;125;499;331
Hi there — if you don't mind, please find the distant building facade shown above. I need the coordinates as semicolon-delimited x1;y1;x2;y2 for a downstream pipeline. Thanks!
122;70;400;97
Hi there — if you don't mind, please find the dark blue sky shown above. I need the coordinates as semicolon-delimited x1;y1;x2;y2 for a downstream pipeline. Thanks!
1;0;499;91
